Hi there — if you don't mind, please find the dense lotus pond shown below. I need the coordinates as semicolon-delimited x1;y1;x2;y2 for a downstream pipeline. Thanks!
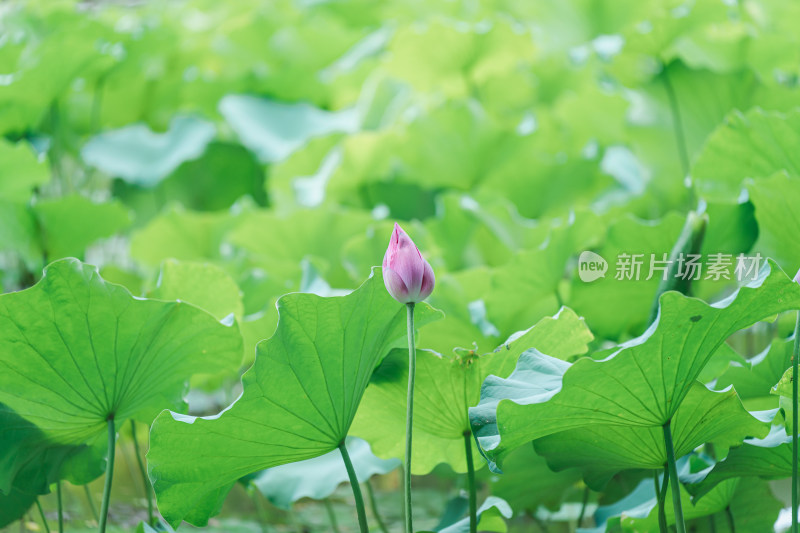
2;1;800;532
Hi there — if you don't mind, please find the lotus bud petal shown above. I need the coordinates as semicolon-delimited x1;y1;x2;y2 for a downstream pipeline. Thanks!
382;223;435;304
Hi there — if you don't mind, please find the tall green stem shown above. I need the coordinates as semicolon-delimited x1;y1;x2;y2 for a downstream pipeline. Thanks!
323;499;341;533
247;488;269;533
577;485;590;528
84;484;99;523
130;420;154;525
793;311;799;533
663;420;686;533
654;470;667;533
725;506;736;533
36;498;52;533
464;431;477;533
99;417;116;533
404;302;416;533
56;481;63;533
338;441;369;533
661;69;689;177
364;480;389;533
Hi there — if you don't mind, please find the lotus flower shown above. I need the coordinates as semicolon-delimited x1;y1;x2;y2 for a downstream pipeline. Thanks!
382;223;435;303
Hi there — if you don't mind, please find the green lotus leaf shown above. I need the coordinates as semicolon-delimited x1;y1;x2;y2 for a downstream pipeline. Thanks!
0;259;242;494
113;142;266;220
748;172;800;273
0;8;116;135
436;496;512;533
714;477;784;533
687;425;791;501
150;259;244;322
773;366;795;431
0;403;104;497
478;139;614;220
713;337;792;410
147;269;442;527
130;206;238;267
470;259;800;470
424;191;550;272
621;476;782;533
606;2;742;84
219;95;358;163
624;63;800;212
0;200;42;272
227;207;375;289
0;404;109;528
593;475;779;533
590;476;655;532
351;307;592;475
0;139;49;203
699;200;758;261
418;211;600;356
692;108;800;201
695;343;747;385
0;483;35;528
568;212;685;340
33;195;131;259
490;443;582;514
384;19;534;100
81;116;216;186
621;478;737;532
773;366;793;399
249;436;399;509
533;382;769;490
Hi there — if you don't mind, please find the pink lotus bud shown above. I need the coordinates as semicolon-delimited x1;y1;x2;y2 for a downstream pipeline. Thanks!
382;223;435;304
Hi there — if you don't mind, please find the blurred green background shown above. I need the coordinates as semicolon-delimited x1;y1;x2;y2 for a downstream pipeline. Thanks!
2;0;800;531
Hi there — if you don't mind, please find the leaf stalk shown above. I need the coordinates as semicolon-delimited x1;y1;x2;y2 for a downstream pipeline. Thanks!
655;469;668;533
36;498;51;533
323;498;341;533
364;480;389;533
99;417;116;533
338;441;369;533
130;420;155;526
84;485;98;523
663;419;686;533
464;431;477;533
56;480;63;533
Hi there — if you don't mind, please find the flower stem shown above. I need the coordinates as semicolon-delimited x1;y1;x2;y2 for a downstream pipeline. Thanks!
364;480;389;533
35;498;51;533
99;417;116;533
793;311;799;533
338;441;369;533
464;431;477;533
663;420;686;533
130;420;154;526
404;302;416;533
56;481;63;533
